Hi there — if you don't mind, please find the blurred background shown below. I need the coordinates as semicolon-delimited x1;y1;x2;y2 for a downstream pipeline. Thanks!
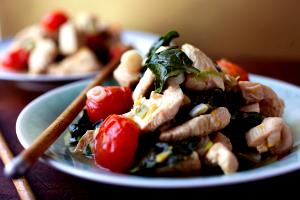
1;0;299;61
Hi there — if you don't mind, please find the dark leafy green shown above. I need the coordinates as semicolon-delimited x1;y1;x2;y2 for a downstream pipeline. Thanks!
146;30;180;60
146;47;199;93
223;111;263;151
186;88;244;113
68;109;102;145
175;89;244;124
130;138;200;175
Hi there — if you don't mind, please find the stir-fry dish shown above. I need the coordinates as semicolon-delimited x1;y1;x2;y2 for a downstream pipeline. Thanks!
69;31;294;176
1;10;122;75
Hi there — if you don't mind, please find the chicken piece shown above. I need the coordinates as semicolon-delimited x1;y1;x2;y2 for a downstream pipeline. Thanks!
271;123;293;155
155;151;201;176
28;39;57;74
74;11;99;33
182;43;224;91
167;73;185;86
239;81;284;117
160;107;231;141
240;103;260;113
124;85;184;132
245;117;293;155
73;130;95;154
260;85;284;117
113;50;143;87
59;22;80;55
238;81;264;104
13;24;50;49
48;47;101;75
205;142;239;174
211;132;232;151
132;68;155;101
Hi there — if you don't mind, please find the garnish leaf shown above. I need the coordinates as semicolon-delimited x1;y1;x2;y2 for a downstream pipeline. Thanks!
146;47;199;93
147;30;180;60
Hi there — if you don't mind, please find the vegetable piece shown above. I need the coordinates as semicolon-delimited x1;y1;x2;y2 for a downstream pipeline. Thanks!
86;86;133;123
68;109;94;145
1;48;29;71
189;103;211;117
217;59;249;81
41;10;68;32
146;47;199;93
146;30;179;60
94;114;140;172
131;139;200;175
222;111;263;151
186;88;244;113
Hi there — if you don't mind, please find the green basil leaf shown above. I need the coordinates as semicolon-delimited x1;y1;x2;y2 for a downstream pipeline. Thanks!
146;30;180;60
146;47;199;93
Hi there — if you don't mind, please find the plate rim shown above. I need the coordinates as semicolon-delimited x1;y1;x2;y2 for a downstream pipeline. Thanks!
16;74;300;188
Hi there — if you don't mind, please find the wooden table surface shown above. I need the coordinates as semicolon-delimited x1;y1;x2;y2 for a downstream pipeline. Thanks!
1;60;300;199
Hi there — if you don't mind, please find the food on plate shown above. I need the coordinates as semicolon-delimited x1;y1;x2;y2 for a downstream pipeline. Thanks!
1;10;122;75
68;31;294;176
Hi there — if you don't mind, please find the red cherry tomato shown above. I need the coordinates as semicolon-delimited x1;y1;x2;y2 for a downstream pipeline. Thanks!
41;10;68;32
1;48;29;71
86;86;133;123
217;59;249;81
94;114;140;172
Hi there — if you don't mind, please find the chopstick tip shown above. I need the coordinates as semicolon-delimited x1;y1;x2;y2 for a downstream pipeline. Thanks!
4;154;31;179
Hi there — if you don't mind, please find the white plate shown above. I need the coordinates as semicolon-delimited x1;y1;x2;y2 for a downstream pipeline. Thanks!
16;74;300;188
0;30;158;91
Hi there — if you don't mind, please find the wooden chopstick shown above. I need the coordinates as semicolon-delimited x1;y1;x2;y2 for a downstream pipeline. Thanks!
0;132;36;200
4;45;130;179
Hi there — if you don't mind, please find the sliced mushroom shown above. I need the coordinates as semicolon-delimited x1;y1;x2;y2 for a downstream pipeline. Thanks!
113;50;142;87
132;68;155;101
245;117;293;155
155;151;201;176
159;107;231;141
124;84;184;132
59;22;80;55
205;142;239;174
28;38;57;74
48;47;101;75
182;43;224;91
240;103;260;113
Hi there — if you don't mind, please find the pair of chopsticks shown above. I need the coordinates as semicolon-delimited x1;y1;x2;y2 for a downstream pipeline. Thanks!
0;132;36;200
4;45;130;179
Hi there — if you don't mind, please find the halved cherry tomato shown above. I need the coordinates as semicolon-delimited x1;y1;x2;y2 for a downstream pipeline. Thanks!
94;114;140;172
1;48;29;71
217;59;249;81
86;86;133;123
41;10;68;32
